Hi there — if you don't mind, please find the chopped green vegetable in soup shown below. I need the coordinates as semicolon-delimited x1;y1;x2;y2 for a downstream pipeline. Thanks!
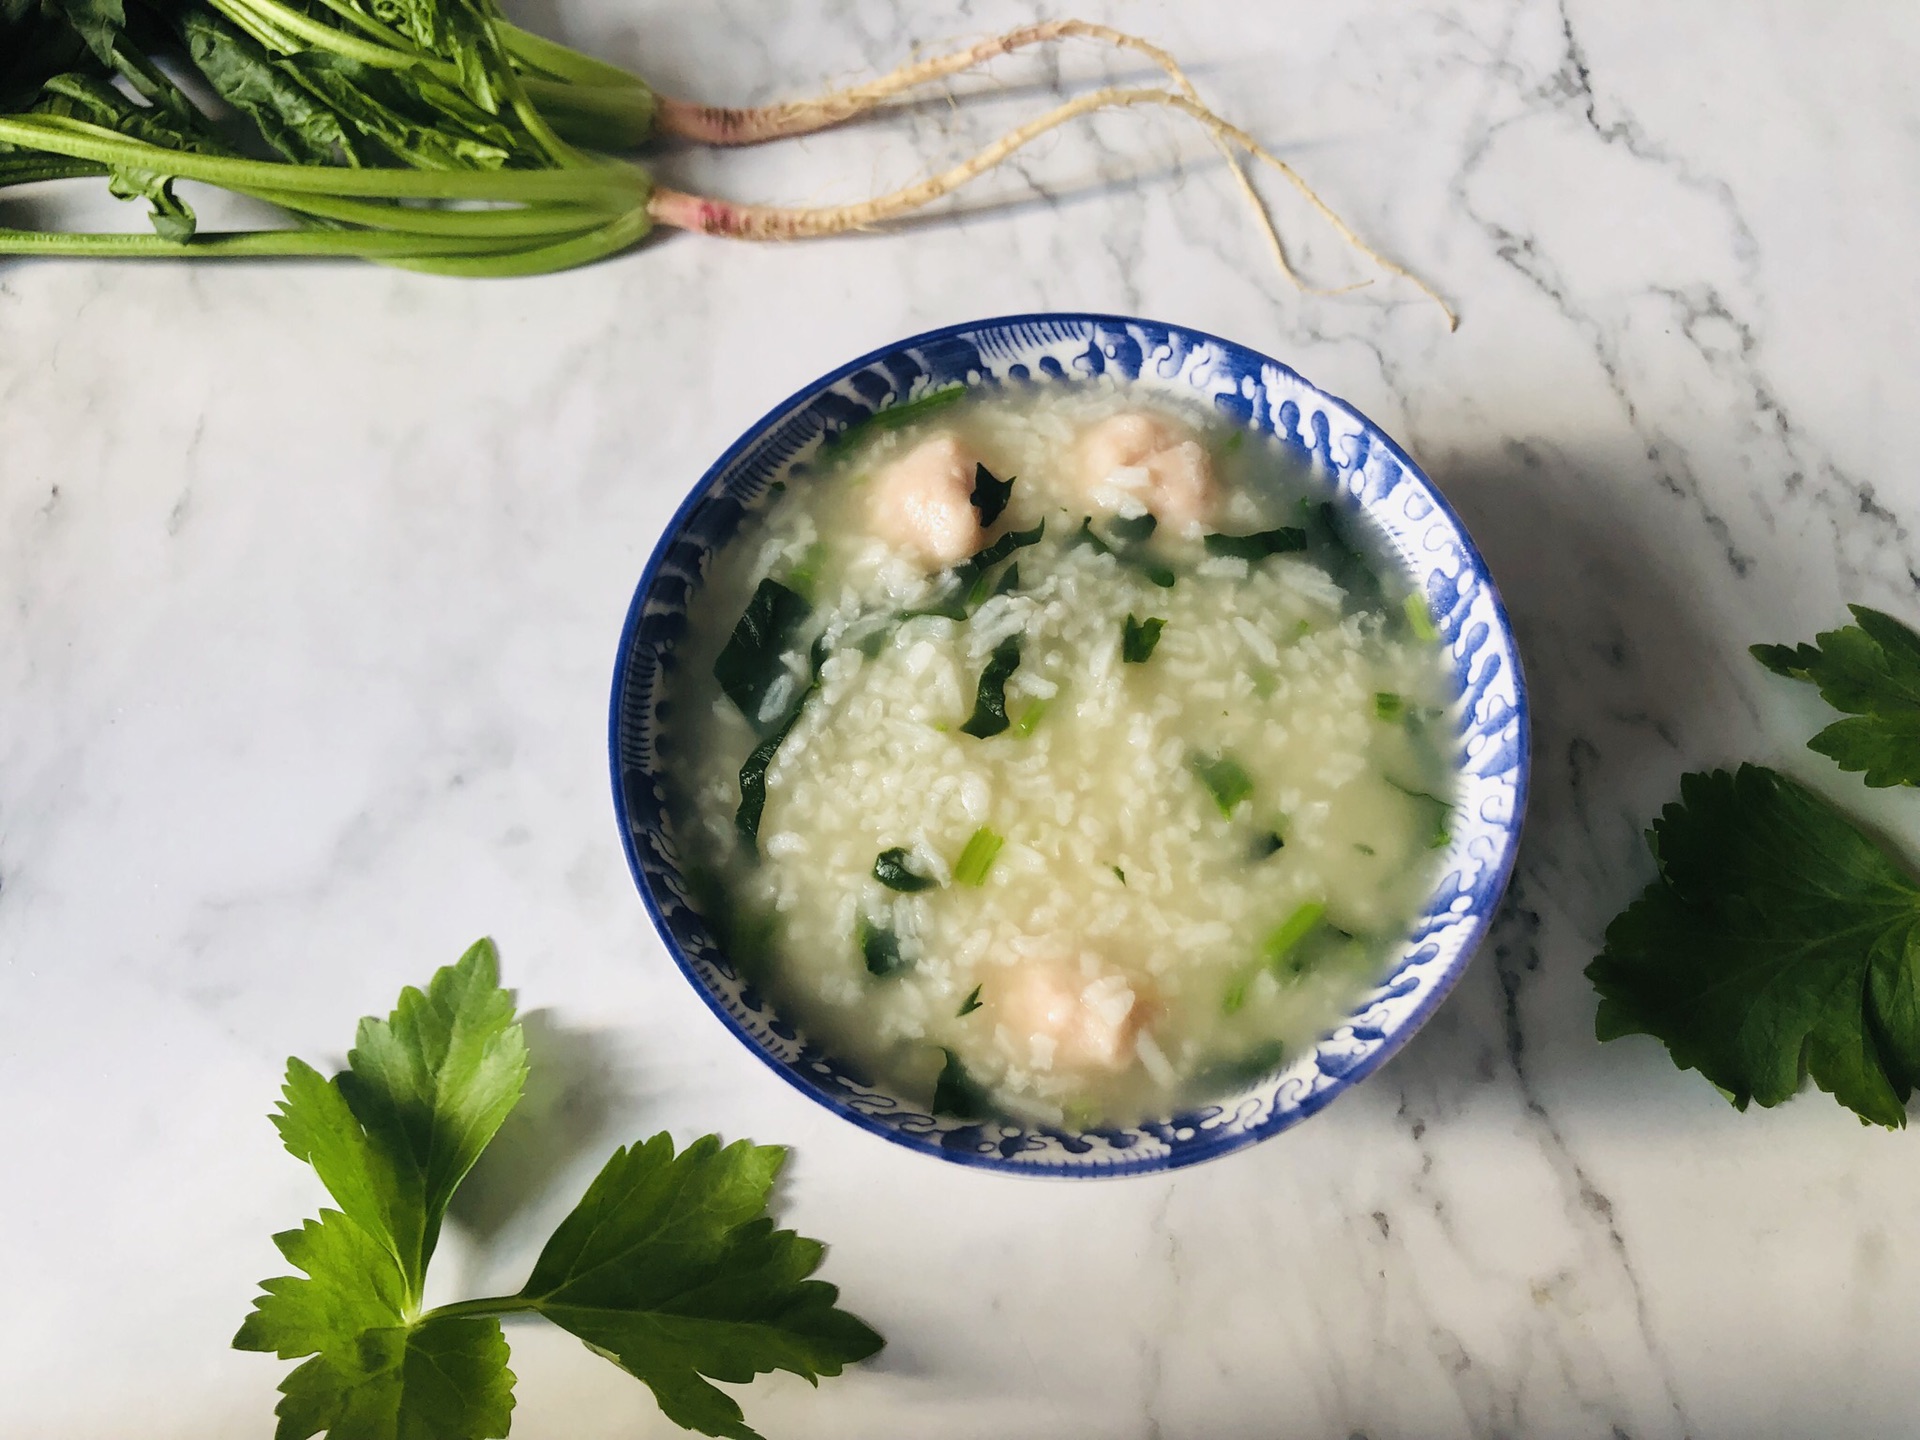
1193;753;1256;817
1122;614;1166;664
858;916;907;976
960;635;1024;738
953;827;1006;887
661;385;1458;1128
873;847;937;893
714;579;811;728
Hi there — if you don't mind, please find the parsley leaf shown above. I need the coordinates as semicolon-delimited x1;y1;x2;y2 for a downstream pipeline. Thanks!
1586;765;1920;1127
269;939;527;1299
271;1312;515;1440
514;1134;884;1440
234;1209;410;1363
1753;605;1920;787
238;942;881;1439
265;1061;412;1292
238;941;526;1437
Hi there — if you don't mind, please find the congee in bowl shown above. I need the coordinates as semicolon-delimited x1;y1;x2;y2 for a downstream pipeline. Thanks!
657;381;1459;1131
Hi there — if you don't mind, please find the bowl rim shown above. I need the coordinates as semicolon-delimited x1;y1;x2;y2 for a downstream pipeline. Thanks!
609;310;1530;1177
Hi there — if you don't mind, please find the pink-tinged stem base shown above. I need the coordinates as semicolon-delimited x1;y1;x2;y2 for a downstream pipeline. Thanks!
652;21;1156;147
647;189;772;239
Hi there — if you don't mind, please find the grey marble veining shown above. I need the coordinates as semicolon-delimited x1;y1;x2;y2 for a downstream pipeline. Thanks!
4;2;1920;1436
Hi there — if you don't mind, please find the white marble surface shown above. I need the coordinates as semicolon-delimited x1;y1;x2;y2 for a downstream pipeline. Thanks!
5;2;1920;1435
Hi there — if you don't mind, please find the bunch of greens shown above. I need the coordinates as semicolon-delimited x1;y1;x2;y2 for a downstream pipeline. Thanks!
1588;606;1920;1127
235;939;881;1438
0;0;666;271
0;3;1456;314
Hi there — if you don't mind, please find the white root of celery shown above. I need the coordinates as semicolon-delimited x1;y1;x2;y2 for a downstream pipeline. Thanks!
649;85;1457;330
655;20;1300;293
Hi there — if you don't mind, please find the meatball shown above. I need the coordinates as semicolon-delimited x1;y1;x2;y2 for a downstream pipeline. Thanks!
997;961;1144;1072
868;432;985;568
1077;411;1217;531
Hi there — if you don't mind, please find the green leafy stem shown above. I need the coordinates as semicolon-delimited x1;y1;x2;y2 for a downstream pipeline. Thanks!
0;113;648;249
0;0;661;273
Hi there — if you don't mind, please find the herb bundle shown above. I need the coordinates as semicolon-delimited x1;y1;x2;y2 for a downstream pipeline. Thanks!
0;1;1452;316
236;939;881;1438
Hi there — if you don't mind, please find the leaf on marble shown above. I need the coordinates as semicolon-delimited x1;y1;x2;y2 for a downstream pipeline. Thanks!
1753;604;1920;787
270;1312;515;1440
235;1209;411;1361
513;1134;883;1440
235;1209;516;1440
238;940;880;1438
270;937;528;1298
1587;764;1920;1128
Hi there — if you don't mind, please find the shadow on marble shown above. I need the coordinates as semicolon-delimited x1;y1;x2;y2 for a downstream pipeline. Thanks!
1380;438;1731;1111
0;192;79;238
1428;435;1732;831
874;161;1214;235
639;140;1208;244
450;1007;631;1244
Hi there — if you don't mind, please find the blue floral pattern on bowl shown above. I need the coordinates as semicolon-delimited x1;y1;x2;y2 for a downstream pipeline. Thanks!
610;313;1528;1177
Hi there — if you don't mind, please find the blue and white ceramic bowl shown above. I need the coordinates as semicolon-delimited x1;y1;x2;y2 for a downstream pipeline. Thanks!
611;314;1528;1176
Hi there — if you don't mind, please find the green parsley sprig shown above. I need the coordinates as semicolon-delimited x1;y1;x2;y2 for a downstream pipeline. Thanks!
1590;604;1920;1127
1752;604;1920;788
1587;766;1920;1127
235;940;882;1438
